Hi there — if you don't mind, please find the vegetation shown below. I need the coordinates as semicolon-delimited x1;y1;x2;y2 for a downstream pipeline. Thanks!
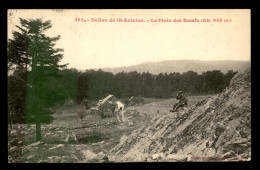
77;69;237;100
8;18;237;141
8;67;237;129
8;18;69;141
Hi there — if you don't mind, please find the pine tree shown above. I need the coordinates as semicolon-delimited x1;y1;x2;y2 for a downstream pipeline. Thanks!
13;18;67;141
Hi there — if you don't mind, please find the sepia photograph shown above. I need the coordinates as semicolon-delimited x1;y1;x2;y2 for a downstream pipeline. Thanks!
7;9;251;163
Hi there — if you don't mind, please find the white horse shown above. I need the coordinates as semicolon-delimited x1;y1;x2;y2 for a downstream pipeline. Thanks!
114;101;125;123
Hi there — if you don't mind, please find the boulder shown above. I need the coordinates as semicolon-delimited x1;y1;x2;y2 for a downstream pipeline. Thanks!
82;150;105;162
222;150;236;159
27;155;35;160
48;144;65;150
166;154;188;161
27;141;41;147
152;153;165;160
128;121;134;126
120;135;128;143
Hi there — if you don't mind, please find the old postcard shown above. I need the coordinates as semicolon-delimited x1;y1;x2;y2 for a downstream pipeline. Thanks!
8;9;251;163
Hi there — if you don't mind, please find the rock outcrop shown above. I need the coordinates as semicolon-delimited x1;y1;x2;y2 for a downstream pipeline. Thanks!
107;70;251;162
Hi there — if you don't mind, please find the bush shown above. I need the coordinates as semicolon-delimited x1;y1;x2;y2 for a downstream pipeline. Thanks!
77;110;86;121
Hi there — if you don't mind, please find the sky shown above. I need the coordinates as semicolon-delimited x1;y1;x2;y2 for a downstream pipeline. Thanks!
7;9;251;70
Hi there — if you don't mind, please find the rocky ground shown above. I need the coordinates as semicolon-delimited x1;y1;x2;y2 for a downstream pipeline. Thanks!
107;69;251;162
8;97;185;163
8;70;250;163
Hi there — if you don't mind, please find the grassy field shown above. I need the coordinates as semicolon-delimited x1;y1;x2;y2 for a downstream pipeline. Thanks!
8;95;214;163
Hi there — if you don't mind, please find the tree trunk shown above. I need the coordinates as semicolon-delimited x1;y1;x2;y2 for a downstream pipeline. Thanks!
34;82;42;142
31;44;42;142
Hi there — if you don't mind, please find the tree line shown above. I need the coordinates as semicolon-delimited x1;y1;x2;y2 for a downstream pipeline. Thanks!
77;69;237;102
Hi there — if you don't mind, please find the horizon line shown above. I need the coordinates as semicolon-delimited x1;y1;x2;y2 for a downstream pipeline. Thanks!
70;59;251;71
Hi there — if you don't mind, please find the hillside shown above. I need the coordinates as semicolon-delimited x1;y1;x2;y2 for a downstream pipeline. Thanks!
107;69;251;162
101;60;250;74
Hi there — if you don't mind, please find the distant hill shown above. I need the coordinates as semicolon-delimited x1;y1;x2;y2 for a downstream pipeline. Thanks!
100;60;250;74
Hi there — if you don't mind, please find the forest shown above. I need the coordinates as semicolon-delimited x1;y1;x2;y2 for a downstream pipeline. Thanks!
78;69;237;101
